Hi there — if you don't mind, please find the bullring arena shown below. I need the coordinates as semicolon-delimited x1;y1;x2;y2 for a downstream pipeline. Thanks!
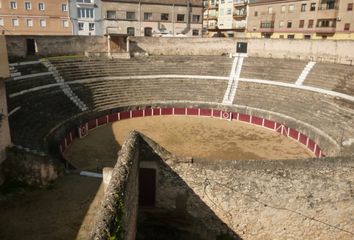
0;36;354;240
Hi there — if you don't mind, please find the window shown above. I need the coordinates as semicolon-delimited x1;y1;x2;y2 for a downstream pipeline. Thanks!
287;34;295;39
40;19;46;27
10;1;17;9
304;35;311;39
301;3;306;12
344;23;350;31
281;5;286;13
279;21;284;28
38;2;44;11
348;3;353;11
310;3;316;11
126;12;135;20
25;2;31;10
260;21;274;28
89;23;94;31
227;8;231;15
63;20;69;28
192;15;200;22
221;0;225;3
279;35;284;39
78;8;94;18
144;12;152;20
12;18;19;26
299;20;304;28
0;18;4;26
193;29;199;36
308;19;314;28
287;21;292;28
177;14;185;22
268;7;272;14
26;19;33;27
289;5;294;12
127;27;135;36
61;4;67;12
77;0;92;2
161;13;169;21
78;22;84;30
107;11;116;19
254;11;258;16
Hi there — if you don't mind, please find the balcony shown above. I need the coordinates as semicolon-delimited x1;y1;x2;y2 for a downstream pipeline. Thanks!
233;0;247;6
260;21;274;32
233;12;247;19
316;19;336;33
232;21;246;30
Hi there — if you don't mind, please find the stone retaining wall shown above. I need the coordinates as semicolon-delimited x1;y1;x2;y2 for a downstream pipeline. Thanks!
6;36;108;58
129;37;354;65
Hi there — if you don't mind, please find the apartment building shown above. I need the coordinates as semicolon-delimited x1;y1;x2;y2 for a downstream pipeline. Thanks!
203;0;247;37
69;0;103;35
247;0;354;39
101;0;203;37
0;0;72;35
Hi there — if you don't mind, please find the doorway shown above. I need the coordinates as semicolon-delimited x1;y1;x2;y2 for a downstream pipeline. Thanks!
139;168;156;207
26;39;36;55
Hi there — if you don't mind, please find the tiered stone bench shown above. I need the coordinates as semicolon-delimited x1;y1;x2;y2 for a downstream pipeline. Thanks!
50;56;233;81
234;82;354;154
72;78;228;111
7;88;81;150
304;62;354;96
240;57;307;83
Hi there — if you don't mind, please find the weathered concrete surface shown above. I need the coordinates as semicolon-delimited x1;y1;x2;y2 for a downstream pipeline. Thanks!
129;37;354;65
168;157;354;240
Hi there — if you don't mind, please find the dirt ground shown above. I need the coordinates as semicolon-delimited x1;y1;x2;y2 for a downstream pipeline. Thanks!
0;116;315;240
0;174;101;240
64;116;314;170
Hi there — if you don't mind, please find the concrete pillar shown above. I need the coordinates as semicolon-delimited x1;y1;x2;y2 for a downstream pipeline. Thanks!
103;167;113;193
107;35;111;58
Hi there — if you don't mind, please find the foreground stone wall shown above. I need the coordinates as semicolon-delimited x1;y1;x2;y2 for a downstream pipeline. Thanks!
6;36;108;58
91;131;140;240
129;37;354;65
169;157;354;240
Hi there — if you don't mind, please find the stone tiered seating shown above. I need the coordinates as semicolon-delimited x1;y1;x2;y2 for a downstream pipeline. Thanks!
49;56;233;81
12;63;48;76
240;57;307;83
71;78;228;111
234;82;354;145
5;75;56;95
304;62;354;96
7;88;81;150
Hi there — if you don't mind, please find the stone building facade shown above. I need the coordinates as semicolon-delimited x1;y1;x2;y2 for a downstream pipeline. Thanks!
101;0;203;37
203;0;248;37
69;0;103;36
247;0;354;39
0;0;72;35
0;35;11;165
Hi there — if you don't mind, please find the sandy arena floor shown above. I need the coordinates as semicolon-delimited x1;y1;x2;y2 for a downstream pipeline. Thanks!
64;116;314;170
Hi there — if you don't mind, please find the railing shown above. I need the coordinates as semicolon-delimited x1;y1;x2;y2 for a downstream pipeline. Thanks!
233;0;247;5
233;12;247;17
260;21;274;29
318;3;339;10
